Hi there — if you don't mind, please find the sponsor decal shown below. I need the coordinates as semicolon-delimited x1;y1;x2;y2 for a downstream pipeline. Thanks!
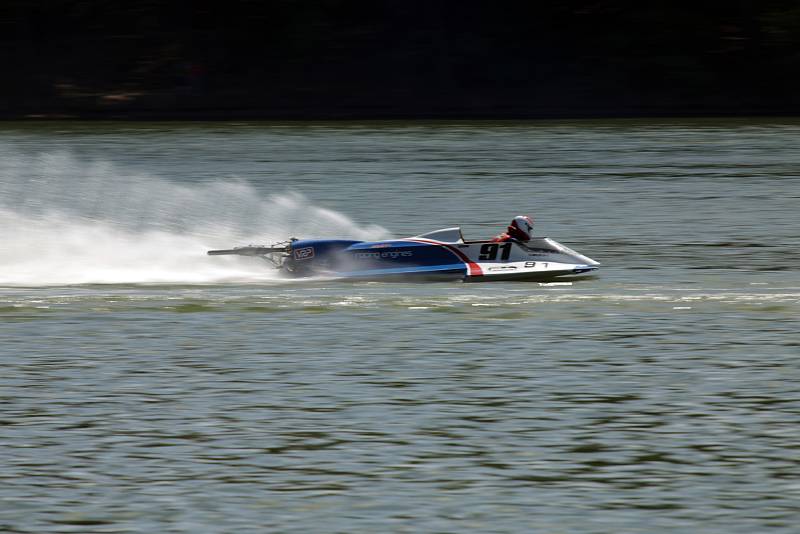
370;243;392;248
293;247;315;260
487;265;518;271
354;250;414;260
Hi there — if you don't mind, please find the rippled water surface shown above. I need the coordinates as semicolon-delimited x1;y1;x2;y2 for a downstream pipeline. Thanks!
1;120;799;532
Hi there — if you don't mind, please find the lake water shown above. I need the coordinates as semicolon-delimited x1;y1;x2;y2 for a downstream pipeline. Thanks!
1;120;799;533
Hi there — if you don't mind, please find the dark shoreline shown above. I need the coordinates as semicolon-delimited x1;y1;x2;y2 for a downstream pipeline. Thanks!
7;104;800;122
8;114;800;122
5;2;800;122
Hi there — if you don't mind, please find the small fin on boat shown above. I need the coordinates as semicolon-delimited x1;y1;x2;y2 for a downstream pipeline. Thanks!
207;246;287;256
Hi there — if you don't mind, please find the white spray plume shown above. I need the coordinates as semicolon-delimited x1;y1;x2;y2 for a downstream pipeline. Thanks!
0;149;389;285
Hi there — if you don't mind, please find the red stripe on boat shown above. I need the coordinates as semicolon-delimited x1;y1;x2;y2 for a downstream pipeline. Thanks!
403;238;484;277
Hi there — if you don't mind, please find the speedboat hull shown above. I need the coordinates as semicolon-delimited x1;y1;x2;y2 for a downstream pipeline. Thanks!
208;227;599;282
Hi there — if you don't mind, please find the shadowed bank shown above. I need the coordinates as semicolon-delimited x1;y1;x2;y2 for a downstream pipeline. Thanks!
3;1;800;119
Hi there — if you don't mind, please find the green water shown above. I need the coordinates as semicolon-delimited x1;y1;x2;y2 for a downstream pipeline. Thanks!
1;120;799;532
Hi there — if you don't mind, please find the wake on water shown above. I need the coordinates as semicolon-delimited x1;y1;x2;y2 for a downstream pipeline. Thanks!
0;151;389;286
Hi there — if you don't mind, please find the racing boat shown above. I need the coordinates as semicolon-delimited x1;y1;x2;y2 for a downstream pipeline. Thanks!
207;227;599;282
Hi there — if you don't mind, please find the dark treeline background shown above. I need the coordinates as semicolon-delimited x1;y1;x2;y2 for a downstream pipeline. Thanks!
3;0;800;119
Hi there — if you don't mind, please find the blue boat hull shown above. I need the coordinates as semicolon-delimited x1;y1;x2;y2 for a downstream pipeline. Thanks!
209;227;600;282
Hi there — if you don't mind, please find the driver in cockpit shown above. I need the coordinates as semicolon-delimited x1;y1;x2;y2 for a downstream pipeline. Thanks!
492;215;534;243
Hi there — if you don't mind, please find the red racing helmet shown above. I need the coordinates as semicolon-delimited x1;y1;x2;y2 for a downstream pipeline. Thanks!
508;215;534;241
